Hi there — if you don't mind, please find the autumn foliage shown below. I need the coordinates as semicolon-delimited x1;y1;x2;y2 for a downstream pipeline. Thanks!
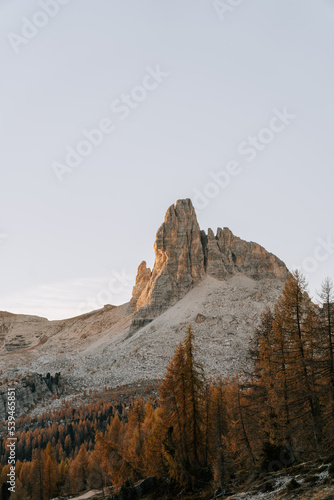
1;273;334;498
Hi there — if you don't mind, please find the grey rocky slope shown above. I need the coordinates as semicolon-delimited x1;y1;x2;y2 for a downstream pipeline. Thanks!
0;373;64;421
0;199;289;410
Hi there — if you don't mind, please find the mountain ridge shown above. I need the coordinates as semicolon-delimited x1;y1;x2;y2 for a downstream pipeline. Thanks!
130;199;288;328
0;198;290;413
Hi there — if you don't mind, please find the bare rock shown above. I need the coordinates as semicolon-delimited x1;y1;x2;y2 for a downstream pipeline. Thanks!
203;228;230;279
134;199;205;320
130;199;289;331
195;313;206;324
214;227;288;280
130;261;152;310
0;373;64;421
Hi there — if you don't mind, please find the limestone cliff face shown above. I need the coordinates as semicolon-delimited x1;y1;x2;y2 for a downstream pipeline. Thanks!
131;199;205;318
0;373;64;421
131;199;289;327
130;261;152;310
204;227;288;281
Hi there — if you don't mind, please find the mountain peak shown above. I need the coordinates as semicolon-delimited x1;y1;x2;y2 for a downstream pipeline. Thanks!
131;199;204;319
131;199;289;328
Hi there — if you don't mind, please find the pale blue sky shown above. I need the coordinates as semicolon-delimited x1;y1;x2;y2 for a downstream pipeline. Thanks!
0;0;333;319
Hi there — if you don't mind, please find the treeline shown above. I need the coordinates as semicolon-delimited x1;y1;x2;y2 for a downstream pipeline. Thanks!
0;272;333;499
0;399;116;464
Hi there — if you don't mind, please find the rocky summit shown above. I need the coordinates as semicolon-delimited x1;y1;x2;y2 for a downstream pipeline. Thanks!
130;199;288;328
0;199;290;414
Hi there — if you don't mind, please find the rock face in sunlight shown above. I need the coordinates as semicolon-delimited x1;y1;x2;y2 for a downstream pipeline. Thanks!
204;226;288;281
130;261;152;310
131;199;205;319
131;198;288;328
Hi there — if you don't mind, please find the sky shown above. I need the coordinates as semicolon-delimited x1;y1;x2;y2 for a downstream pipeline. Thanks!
0;0;333;320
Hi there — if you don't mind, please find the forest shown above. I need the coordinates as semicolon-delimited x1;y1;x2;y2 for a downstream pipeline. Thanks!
1;271;334;499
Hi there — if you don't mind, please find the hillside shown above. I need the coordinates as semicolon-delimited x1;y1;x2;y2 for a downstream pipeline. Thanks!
1;199;289;410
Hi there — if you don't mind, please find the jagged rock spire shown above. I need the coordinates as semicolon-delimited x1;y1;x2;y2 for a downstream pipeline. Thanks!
131;199;205;315
130;199;288;328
